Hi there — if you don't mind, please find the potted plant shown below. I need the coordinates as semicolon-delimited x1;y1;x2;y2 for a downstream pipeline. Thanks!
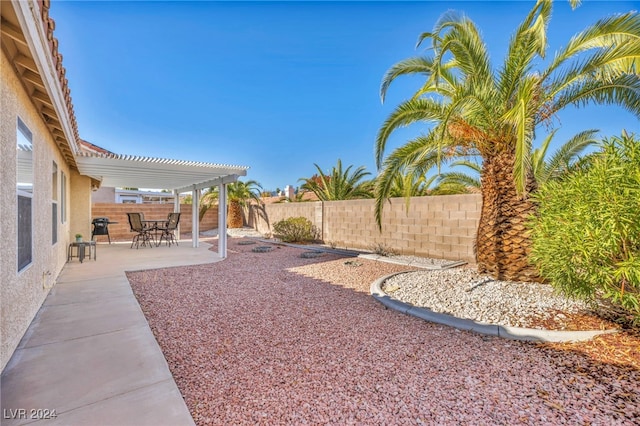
75;233;83;242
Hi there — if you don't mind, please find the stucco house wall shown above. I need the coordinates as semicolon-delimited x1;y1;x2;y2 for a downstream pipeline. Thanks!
70;171;93;240
91;186;115;203
1;47;77;371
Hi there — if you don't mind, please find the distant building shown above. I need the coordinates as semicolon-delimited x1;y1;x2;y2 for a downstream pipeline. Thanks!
92;187;176;204
283;185;295;199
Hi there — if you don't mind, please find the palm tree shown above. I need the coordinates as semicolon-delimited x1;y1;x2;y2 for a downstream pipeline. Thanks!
227;180;263;228
387;169;433;198
532;129;600;184
376;0;640;281
199;186;219;222
299;159;374;201
375;167;444;222
434;159;482;192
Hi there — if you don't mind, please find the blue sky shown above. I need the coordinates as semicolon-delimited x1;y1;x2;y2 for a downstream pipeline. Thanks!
50;0;639;192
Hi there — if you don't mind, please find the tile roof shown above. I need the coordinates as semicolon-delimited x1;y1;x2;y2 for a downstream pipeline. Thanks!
79;139;116;156
39;0;81;149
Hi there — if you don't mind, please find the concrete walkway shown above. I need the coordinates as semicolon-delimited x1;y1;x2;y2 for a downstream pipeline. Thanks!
1;241;219;426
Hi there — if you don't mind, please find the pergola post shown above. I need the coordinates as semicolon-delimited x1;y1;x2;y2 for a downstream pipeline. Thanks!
218;183;228;258
192;187;200;248
173;189;180;238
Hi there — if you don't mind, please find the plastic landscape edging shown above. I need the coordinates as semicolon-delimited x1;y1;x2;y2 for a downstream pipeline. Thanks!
370;271;618;343
357;253;467;270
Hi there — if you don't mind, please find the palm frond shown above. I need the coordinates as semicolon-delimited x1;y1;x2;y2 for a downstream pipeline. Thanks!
374;134;447;228
437;171;481;189
537;129;599;183
437;16;493;92
531;129;558;178
550;74;640;119
375;98;447;167
543;11;640;81
380;57;436;102
411;59;459;100
498;0;551;102
227;179;263;206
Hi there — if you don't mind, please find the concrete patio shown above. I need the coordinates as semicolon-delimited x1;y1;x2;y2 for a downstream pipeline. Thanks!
1;241;218;425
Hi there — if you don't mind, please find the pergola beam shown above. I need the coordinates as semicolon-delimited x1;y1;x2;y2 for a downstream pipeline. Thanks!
174;173;242;194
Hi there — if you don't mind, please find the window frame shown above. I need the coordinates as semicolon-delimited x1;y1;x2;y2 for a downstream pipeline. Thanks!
17;117;33;273
61;170;67;224
52;161;58;245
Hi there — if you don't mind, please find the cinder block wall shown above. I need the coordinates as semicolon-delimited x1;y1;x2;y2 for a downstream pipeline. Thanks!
248;194;482;263
91;203;218;242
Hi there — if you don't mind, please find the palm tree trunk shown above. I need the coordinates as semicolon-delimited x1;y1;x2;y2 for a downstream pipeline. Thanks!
227;201;244;228
476;152;539;281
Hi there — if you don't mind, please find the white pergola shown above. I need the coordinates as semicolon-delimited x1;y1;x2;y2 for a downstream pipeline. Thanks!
75;151;249;258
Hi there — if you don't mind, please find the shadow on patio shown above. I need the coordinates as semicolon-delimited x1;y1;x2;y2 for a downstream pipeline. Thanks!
0;241;219;426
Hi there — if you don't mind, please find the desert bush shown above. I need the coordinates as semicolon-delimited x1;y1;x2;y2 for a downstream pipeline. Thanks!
529;132;640;324
370;242;398;257
272;217;319;243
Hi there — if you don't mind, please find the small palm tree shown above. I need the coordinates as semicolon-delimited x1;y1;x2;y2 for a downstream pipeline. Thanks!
532;129;600;184
199;186;219;222
374;167;437;224
299;159;373;201
386;169;433;199
197;180;263;228
433;159;482;193
227;180;263;228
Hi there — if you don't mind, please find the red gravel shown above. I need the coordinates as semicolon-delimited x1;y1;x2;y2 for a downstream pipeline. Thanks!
127;239;640;425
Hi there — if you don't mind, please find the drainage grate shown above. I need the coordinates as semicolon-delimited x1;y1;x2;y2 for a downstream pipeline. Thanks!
252;246;273;253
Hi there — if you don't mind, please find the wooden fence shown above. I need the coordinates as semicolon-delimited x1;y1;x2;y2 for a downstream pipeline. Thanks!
91;203;218;242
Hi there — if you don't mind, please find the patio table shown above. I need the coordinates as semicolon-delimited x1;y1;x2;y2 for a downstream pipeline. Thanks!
142;219;168;244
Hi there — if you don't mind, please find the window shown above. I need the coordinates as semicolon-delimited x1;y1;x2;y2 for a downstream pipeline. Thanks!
17;118;33;272
52;161;58;245
61;171;67;223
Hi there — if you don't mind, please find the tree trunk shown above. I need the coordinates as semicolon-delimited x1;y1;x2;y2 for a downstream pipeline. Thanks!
227;201;244;228
476;152;539;281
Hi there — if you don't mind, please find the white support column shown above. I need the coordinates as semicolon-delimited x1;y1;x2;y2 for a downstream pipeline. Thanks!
192;187;200;248
218;183;228;258
174;190;180;238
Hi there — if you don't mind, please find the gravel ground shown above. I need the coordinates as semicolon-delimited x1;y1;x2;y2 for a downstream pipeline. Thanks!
383;268;593;329
128;239;639;425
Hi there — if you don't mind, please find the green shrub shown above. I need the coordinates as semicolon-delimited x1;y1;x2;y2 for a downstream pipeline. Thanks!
528;132;640;324
369;242;398;257
272;217;319;243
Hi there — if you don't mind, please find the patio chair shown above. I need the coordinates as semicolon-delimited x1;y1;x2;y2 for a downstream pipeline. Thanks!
157;212;180;246
91;217;111;243
127;212;154;249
